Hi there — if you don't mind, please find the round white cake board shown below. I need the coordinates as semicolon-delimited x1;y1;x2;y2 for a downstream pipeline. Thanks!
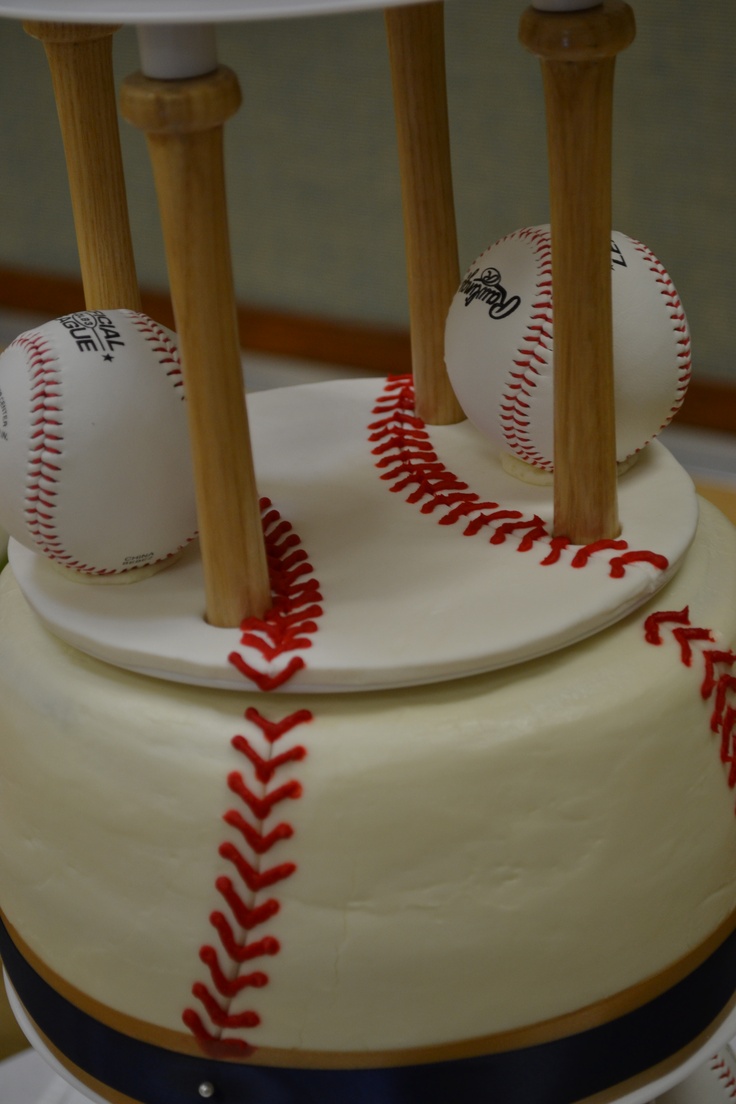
6;972;736;1104
0;0;436;24
10;379;698;693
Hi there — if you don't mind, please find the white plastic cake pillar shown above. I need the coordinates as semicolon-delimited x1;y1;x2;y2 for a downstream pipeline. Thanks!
120;25;271;627
519;0;635;545
23;21;141;312
385;2;464;426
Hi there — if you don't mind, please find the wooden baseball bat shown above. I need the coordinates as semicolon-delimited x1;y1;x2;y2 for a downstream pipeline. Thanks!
24;21;141;312
519;0;635;545
120;65;271;628
385;2;464;426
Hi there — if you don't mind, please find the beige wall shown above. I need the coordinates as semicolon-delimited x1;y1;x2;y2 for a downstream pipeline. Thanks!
0;1;733;379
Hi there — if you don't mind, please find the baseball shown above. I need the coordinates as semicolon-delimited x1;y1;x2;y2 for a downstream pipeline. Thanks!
0;309;197;577
444;225;692;473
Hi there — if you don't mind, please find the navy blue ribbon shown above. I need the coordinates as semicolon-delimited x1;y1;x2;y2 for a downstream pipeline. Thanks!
2;914;736;1104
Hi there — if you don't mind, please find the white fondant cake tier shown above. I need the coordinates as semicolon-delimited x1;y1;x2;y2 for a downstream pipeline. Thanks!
9;378;698;693
1;496;736;1058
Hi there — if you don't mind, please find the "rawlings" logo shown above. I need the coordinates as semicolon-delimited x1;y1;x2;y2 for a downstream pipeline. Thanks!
459;267;521;319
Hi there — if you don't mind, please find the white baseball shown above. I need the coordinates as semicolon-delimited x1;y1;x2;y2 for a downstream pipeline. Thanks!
445;225;692;472
0;309;197;576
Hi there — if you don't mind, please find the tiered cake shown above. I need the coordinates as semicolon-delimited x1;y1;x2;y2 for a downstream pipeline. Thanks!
0;1;735;1103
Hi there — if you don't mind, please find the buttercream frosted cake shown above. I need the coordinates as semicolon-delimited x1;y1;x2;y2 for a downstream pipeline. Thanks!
0;0;734;1100
1;349;736;1102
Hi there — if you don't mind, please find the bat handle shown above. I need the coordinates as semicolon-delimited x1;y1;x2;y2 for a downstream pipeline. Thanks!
24;21;141;312
519;0;635;545
385;2;464;426
121;60;271;628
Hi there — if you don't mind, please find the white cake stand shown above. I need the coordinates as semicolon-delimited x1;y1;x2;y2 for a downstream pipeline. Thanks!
0;0;438;22
5;981;108;1104
7;972;736;1104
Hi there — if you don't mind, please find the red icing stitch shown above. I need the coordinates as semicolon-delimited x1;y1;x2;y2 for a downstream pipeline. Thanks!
192;982;262;1028
210;902;280;943
702;651;736;700
230;735;307;783
223;809;294;854
644;609;736;811
228;653;306;692
181;1010;255;1058
721;707;736;777
517;524;549;552
238;633;314;661
243;707;313;742
608;550;670;578
227;773;303;821
184;500;319;1054
227;498;323;692
672;626;715;667
199;946;272;997
540;536;571;566
571;540;628;568
219;842;297;892
712;676;736;739
489;516;545;545
463;509;521;537
371;375;669;579
643;607;690;645
429;496;493;521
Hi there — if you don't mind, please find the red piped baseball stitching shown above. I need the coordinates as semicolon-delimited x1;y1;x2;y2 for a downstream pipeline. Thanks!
371;375;668;579
183;498;320;1056
18;313;191;575
643;607;736;802
227;498;323;691
497;226;554;469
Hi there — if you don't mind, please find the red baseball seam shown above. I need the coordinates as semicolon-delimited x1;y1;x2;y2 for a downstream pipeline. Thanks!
183;498;320;1056
228;498;323;691
371;375;668;579
643;607;736;802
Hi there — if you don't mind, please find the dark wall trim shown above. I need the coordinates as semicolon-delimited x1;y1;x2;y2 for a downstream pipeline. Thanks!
0;266;731;434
